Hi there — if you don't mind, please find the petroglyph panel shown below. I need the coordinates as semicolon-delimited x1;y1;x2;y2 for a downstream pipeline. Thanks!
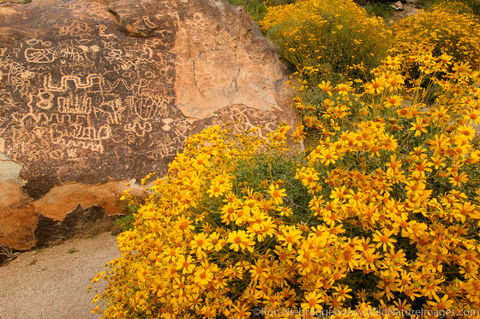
0;0;295;249
0;0;187;199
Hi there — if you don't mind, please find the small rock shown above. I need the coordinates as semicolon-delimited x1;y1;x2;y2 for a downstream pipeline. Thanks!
392;1;404;10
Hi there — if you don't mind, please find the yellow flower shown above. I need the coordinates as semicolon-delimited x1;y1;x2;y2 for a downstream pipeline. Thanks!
191;233;213;254
207;174;232;198
176;255;196;274
384;95;403;107
268;183;287;205
277;225;303;250
372;228;397;251
209;232;224;251
301;291;324;312
410;117;428;137
227;230;254;252
330;186;348;201
456;125;476;141
318;80;332;93
193;266;214;287
427;294;454;310
449;171;468;187
333;284;352;302
296;166;320;189
318;147;339;166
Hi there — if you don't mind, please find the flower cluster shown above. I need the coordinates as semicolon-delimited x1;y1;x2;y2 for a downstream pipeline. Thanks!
92;1;480;318
391;2;480;69
93;84;479;317
260;0;390;83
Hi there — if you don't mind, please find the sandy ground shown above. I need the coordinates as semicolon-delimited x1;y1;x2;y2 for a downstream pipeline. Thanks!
0;232;119;319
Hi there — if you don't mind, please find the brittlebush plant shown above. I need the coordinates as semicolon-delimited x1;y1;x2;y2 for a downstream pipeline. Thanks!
92;1;480;318
260;0;391;84
391;2;480;69
92;53;480;317
295;1;480;138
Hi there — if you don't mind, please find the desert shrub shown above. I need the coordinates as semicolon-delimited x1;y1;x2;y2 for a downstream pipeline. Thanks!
91;1;480;317
391;2;480;69
417;0;480;14
260;0;391;83
93;51;480;316
228;0;269;21
294;1;480;138
455;0;480;14
0;246;18;265
363;1;396;19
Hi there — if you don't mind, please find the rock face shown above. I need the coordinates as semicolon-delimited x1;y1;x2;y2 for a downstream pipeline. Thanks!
0;0;295;249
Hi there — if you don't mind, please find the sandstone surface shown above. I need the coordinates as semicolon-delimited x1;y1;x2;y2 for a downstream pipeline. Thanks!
0;0;295;249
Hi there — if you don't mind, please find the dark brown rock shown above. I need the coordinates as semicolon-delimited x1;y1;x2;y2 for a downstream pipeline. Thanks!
0;0;296;249
34;206;119;247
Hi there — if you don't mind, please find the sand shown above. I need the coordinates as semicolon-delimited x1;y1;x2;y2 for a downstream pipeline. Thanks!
0;232;119;319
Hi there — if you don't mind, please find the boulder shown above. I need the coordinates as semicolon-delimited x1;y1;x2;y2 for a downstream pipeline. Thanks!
0;0;296;249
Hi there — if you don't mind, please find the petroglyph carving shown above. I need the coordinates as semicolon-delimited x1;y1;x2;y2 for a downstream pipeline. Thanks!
29;90;54;110
72;124;111;141
133;95;165;120
162;118;173;131
125;120;152;137
24;48;56;63
25;39;52;46
59;20;91;36
98;25;117;39
94;95;126;125
57;44;92;63
44;74;104;92
0;0;294;250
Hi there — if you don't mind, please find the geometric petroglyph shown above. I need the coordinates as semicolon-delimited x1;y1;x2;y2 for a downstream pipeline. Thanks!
24;48;56;64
